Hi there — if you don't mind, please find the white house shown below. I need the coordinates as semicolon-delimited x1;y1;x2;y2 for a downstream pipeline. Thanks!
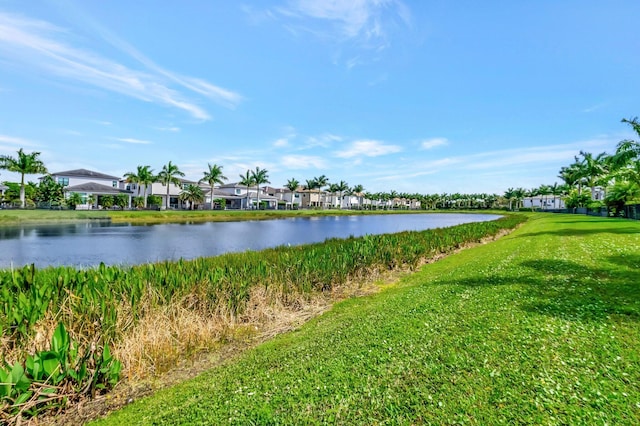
146;178;197;209
48;169;133;209
262;186;301;209
522;195;566;210
218;183;279;209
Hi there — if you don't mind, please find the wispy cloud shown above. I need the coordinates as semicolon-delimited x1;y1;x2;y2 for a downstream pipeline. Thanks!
281;154;328;169
420;137;448;150
156;126;181;132
0;134;37;147
0;11;242;120
272;0;411;64
372;137;620;186
334;139;402;158
273;138;290;148
113;137;152;145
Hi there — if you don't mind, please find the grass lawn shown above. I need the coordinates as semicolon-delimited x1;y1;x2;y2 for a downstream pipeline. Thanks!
0;208;442;225
89;213;638;424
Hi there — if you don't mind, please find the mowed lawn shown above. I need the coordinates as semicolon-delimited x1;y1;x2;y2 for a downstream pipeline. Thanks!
94;214;640;425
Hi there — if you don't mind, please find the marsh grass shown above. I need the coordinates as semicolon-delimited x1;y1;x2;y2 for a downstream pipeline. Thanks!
1;215;523;387
93;214;640;425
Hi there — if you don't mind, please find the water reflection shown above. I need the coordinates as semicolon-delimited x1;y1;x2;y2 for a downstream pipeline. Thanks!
0;214;500;268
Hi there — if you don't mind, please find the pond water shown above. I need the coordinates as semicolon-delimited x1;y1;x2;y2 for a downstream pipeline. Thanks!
0;213;500;268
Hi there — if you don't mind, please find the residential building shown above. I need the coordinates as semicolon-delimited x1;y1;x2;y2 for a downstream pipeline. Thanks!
146;178;197;209
217;182;279;209
48;169;133;209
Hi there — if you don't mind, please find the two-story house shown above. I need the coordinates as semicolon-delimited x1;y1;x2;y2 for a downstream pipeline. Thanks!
49;169;133;209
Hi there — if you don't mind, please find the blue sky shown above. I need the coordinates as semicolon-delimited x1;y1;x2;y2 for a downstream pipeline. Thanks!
1;0;639;194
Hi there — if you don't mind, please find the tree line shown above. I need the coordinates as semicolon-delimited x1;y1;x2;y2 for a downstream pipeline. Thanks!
2;117;639;212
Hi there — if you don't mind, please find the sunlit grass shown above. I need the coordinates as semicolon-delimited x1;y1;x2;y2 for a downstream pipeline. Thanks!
0;208;496;225
94;214;640;425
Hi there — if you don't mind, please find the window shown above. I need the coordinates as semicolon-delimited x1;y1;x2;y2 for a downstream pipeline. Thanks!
235;189;241;195
126;185;131;191
112;181;118;188
58;177;69;186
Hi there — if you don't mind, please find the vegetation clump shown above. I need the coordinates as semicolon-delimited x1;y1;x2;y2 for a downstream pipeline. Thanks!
0;215;524;422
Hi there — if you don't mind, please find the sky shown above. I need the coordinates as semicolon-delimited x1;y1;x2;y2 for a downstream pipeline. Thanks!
1;0;639;195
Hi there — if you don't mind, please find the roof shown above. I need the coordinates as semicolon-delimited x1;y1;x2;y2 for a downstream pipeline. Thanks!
50;169;121;180
64;182;133;195
219;182;247;188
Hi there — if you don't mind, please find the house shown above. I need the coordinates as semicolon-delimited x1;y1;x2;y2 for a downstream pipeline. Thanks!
217;182;279;209
48;169;133;209
262;186;301;210
145;178;197;209
522;195;565;210
299;189;328;208
201;187;245;210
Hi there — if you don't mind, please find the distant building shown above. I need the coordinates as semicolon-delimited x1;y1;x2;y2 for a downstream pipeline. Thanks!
47;169;133;209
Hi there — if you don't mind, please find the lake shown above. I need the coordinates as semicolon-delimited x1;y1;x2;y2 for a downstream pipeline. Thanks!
0;213;500;268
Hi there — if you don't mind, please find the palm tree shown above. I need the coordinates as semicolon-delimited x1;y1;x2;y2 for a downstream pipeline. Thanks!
613;117;640;167
199;163;227;209
239;170;254;209
576;151;609;200
0;148;48;208
156;161;185;209
327;183;339;208
250;167;270;209
314;175;329;189
138;166;155;208
559;161;583;194
335;180;349;209
285;178;299;210
351;184;364;210
180;184;205;210
549;182;562;209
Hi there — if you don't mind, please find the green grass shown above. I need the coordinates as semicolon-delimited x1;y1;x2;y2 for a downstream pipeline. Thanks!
0;209;109;224
0;208;489;225
93;214;640;425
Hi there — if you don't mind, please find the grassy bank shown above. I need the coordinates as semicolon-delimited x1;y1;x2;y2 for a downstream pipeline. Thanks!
1;215;523;423
94;214;640;425
0;208;452;226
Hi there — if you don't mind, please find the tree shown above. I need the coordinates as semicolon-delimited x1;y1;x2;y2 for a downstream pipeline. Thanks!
239;170;254;209
0;148;48;208
180;184;205;210
314;175;329;189
199;163;227;209
36;175;65;205
351;184;364;210
156;161;185;209
100;195;114;209
576;151;609;200
613;117;640;167
124;165;154;208
327;183;339;208
558;162;585;195
114;194;129;209
250;167;270;209
604;181;640;216
67;192;83;210
335;180;349;209
285;178;299;209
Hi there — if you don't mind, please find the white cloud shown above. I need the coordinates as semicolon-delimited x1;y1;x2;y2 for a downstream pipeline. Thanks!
113;137;152;145
0;134;37;147
275;0;411;56
334;139;402;158
281;154;328;169
0;12;242;120
420;137;448;150
273;138;290;148
156;126;180;132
